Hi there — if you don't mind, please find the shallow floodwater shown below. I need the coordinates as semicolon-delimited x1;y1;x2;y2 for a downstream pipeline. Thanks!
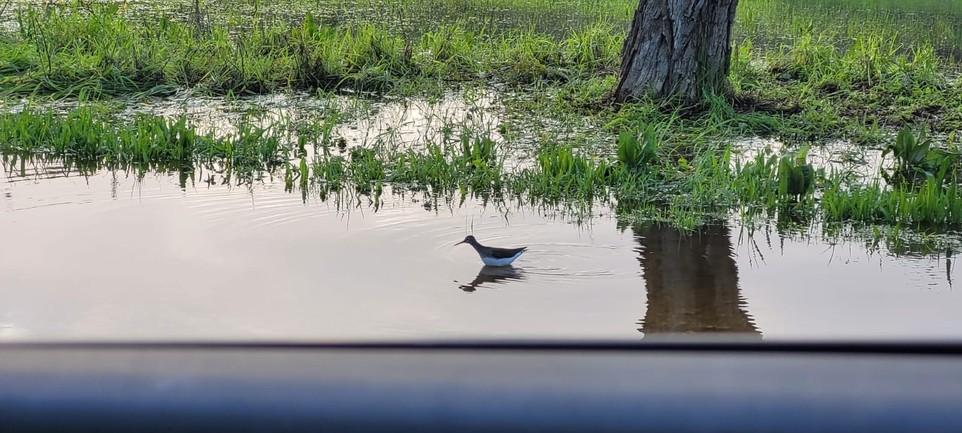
2;161;961;342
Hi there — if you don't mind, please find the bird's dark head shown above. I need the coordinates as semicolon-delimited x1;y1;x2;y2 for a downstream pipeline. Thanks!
454;235;477;246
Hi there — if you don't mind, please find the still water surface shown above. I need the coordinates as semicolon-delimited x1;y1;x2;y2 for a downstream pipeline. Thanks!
2;162;960;342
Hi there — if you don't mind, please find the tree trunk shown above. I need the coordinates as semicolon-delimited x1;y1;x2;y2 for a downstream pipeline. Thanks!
615;0;739;104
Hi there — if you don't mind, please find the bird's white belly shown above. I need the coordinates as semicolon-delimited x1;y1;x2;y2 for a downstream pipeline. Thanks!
481;251;523;266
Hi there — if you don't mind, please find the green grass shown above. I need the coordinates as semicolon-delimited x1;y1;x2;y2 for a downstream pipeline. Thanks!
0;103;291;172
1;0;960;141
0;2;621;98
737;0;962;62
821;173;962;228
4;100;962;242
3;0;962;248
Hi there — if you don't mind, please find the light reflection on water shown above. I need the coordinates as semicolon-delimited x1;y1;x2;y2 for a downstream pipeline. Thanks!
1;158;961;342
733;137;886;181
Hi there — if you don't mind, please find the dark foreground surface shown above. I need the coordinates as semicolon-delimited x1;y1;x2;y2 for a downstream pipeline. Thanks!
2;340;962;432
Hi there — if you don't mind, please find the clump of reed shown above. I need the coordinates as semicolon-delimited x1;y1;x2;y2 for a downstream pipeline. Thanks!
821;175;962;228
726;126;962;230
309;127;505;203
881;125;958;186
819;127;962;229
0;104;290;172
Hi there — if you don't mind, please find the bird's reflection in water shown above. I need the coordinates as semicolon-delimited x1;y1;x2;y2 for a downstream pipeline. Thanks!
458;265;525;292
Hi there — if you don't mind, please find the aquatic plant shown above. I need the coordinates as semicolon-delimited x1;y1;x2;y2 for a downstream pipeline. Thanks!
520;142;611;204
616;123;658;174
731;151;779;214
0;104;291;172
821;173;962;228
776;146;815;200
881;125;957;186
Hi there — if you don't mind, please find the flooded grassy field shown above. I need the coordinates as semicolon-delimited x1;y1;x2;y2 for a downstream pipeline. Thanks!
3;91;961;342
2;0;962;342
2;159;959;341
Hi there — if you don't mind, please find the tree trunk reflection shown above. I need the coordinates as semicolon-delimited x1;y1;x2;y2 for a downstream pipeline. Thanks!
633;224;760;338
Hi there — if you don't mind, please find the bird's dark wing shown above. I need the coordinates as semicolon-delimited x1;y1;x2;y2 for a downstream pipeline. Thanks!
489;247;526;259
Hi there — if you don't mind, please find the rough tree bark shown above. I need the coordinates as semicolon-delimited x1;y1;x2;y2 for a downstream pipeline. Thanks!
615;0;739;104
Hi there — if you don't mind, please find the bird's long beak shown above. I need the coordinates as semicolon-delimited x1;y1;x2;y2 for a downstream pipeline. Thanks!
454;240;466;246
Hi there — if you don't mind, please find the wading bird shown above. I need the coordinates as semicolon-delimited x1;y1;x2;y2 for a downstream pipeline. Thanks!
454;235;527;266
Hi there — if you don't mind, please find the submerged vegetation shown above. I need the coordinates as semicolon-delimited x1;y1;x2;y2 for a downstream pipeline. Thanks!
2;0;962;251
